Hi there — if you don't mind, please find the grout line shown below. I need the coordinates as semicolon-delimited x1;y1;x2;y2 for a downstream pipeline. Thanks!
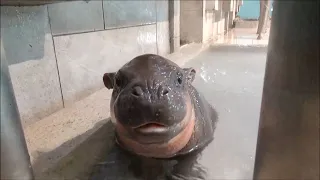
47;5;65;108
155;0;159;55
52;22;157;37
101;0;106;30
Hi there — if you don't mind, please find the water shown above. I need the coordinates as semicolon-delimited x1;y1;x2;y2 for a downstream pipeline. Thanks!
90;143;210;180
89;45;267;180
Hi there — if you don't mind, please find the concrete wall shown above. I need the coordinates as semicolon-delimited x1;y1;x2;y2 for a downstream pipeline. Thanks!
180;0;204;43
0;0;170;127
180;0;242;44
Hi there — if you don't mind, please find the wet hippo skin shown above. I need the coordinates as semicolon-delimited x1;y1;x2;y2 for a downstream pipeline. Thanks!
90;54;218;179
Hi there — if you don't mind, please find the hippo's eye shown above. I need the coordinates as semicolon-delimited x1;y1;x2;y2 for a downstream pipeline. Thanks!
177;77;182;84
114;71;128;89
115;78;122;87
176;72;183;85
114;74;124;87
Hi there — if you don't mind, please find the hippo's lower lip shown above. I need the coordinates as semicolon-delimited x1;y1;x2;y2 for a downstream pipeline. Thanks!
133;123;169;134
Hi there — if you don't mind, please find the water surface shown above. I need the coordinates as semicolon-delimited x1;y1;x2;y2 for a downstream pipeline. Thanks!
90;45;267;180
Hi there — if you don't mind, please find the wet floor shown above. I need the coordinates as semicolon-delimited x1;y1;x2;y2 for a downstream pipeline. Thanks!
40;45;268;180
184;45;267;179
215;27;270;46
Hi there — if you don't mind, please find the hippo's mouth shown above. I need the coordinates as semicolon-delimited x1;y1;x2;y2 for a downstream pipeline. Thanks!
133;123;169;134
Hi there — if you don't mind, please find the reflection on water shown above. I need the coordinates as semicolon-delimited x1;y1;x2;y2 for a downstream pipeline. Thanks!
90;142;211;180
199;63;228;84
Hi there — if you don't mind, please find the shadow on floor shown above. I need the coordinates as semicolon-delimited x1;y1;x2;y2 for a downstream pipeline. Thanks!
32;119;115;180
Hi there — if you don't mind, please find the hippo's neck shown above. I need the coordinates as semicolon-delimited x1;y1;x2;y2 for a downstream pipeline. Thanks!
176;85;218;156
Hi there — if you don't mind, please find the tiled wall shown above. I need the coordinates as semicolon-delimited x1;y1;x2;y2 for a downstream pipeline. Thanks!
0;0;169;127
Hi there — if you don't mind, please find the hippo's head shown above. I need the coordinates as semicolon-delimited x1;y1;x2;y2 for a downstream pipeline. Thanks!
103;54;196;158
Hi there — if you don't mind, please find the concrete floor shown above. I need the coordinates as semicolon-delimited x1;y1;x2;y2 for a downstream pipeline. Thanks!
215;27;270;46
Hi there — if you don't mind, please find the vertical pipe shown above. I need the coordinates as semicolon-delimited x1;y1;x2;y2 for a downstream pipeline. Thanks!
254;1;319;179
169;0;180;53
1;41;34;179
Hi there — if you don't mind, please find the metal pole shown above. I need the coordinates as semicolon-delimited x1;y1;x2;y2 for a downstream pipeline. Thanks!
1;41;34;179
254;1;319;179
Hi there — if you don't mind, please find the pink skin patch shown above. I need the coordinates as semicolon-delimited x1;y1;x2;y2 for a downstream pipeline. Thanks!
114;97;195;158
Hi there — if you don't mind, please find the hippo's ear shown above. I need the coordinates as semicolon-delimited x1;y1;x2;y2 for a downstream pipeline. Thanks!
103;73;116;89
183;68;196;83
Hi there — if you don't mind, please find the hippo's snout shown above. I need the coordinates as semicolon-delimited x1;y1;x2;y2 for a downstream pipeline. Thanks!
130;84;169;100
113;80;187;128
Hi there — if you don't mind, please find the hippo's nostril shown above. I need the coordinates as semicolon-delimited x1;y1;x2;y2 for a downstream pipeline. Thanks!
132;90;139;96
132;86;143;97
158;86;169;98
177;77;182;85
162;89;169;96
